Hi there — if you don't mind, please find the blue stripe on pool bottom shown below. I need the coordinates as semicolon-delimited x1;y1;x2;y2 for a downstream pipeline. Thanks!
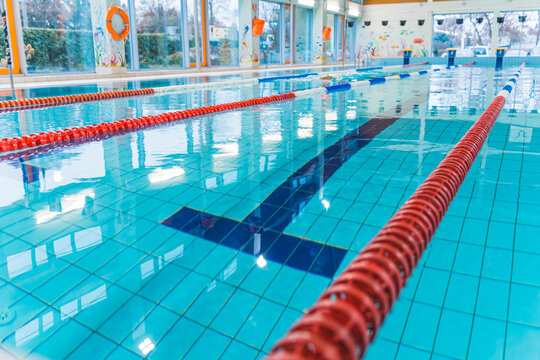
162;93;428;278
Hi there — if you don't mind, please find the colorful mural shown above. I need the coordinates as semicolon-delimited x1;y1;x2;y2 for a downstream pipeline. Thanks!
239;1;259;64
358;23;429;58
89;0;127;68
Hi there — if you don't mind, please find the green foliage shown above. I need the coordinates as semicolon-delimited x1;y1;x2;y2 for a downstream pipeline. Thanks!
137;33;183;68
22;27;95;72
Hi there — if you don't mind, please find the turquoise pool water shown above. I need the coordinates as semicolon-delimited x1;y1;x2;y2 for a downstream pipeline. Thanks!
0;64;539;359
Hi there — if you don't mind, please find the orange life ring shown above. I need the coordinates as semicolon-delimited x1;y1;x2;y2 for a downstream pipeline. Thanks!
106;6;130;41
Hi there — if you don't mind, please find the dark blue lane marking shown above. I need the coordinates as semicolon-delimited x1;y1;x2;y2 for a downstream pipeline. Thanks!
163;94;427;278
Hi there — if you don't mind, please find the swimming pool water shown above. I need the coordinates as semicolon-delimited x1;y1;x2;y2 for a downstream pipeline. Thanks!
0;65;539;359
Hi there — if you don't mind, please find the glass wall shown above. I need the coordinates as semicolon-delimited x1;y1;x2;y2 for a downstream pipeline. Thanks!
295;6;312;63
336;15;344;61
187;0;205;65
499;11;540;56
345;19;355;61
259;0;281;65
134;0;184;69
208;0;239;66
284;5;290;63
432;13;494;57
19;0;95;72
325;14;335;61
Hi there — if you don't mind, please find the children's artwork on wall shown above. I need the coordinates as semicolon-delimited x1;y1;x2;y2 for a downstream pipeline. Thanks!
358;21;429;57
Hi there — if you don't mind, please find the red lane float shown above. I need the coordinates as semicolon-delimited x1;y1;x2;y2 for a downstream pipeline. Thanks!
0;88;155;112
0;93;296;155
266;63;525;360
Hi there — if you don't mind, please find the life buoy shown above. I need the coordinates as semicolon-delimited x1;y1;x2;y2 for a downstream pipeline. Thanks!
106;6;130;41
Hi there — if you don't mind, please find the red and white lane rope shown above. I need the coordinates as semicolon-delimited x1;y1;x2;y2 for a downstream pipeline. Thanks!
265;62;525;360
0;63;433;112
0;62;473;155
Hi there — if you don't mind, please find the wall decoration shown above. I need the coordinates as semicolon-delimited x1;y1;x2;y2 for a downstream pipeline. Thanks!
358;21;429;58
89;0;126;68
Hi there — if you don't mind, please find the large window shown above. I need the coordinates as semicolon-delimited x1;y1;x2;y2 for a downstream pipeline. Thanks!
259;1;280;65
432;13;494;57
208;0;239;66
498;11;540;56
345;20;355;61
19;0;95;72
284;5;290;63
135;0;184;69
187;0;205;65
295;6;312;63
325;14;335;61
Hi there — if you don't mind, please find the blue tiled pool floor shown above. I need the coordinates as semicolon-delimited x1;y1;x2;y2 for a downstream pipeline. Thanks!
0;66;539;359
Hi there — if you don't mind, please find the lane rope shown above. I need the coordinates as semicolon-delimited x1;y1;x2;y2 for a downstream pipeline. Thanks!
0;63;431;112
0;62;473;156
265;62;525;360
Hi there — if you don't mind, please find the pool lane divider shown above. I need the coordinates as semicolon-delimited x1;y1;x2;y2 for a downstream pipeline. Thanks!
265;62;526;360
0;62;472;156
0;88;155;112
161;93;427;278
0;63;432;113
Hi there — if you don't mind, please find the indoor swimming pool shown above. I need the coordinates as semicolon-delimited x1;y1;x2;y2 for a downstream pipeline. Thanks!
0;64;539;359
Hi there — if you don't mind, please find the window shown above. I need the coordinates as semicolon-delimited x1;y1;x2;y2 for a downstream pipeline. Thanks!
325;14;335;61
295;6;312;63
345;20;355;61
259;1;281;65
284;5;290;62
19;0;95;72
208;0;239;66
134;0;184;68
498;11;540;57
432;13;494;57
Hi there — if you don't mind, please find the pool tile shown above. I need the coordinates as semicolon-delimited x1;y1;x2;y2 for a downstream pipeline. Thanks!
105;345;141;360
414;267;450;306
364;337;398;360
185;280;234;326
122;305;178;357
161;271;210;315
95;247;147;283
264;267;305;305
65;333;116;360
184;328;230;360
138;263;189;303
512;251;540;286
54;280;132;330
262;306;303;352
505;323;540;360
32;265;90;304
401;302;441;351
476;278;509;321
444;273;478;313
210;288;259;337
149;317;204;360
237;298;284;348
28;319;91;360
433;309;473;359
221;340;259;360
97;295;154;343
468;316;505;360
508;283;540;327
